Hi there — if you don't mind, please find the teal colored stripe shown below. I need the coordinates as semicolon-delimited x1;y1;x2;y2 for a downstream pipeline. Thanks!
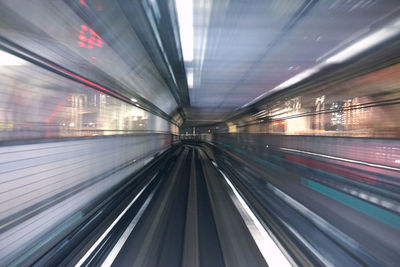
302;178;400;231
253;156;284;172
223;143;231;148
287;158;370;192
234;148;245;155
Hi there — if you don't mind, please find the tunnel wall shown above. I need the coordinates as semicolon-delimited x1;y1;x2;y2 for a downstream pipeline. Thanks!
213;133;400;169
210;61;400;192
212;133;400;216
0;34;177;263
0;133;171;264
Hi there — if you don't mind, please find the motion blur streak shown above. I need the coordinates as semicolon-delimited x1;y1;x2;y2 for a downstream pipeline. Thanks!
218;167;292;267
1;0;400;266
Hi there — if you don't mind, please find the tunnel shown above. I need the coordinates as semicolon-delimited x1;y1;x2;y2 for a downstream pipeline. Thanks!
0;0;400;266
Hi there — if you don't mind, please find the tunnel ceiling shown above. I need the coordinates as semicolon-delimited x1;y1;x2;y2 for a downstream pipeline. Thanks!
176;0;400;126
2;0;399;128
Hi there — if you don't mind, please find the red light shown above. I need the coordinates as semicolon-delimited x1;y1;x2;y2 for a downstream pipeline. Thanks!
273;122;279;126
79;0;88;7
44;96;70;123
47;63;130;101
78;41;85;47
91;56;96;60
79;35;87;41
78;25;103;49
